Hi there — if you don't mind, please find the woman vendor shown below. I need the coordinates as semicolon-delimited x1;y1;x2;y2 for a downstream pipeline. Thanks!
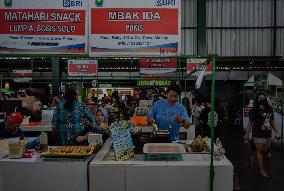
76;107;111;144
51;89;95;146
147;84;191;141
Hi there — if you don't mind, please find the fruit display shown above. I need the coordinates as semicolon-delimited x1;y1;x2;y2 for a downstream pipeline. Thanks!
40;145;101;158
188;136;208;152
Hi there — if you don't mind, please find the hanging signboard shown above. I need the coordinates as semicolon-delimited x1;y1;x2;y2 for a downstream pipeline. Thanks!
99;84;112;88
137;80;171;86
0;0;88;55
13;70;32;82
68;59;98;76
186;59;212;76
254;73;268;92
89;0;181;56
140;58;176;77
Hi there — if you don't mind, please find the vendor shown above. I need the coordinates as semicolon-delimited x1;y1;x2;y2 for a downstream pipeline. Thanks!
51;89;95;146
76;107;110;144
147;84;191;141
0;112;25;139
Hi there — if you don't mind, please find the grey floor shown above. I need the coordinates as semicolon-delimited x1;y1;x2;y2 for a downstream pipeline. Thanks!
220;125;284;191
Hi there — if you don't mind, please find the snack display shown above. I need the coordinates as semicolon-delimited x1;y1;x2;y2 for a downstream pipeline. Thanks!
143;143;186;154
40;145;100;158
188;136;209;152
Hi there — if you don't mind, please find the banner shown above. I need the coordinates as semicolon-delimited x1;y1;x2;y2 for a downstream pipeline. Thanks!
89;0;181;56
0;0;87;54
13;70;32;82
186;59;212;76
68;59;98;76
140;58;176;77
137;80;171;86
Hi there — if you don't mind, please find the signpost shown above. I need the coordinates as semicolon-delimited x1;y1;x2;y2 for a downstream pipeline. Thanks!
68;60;98;77
89;0;181;56
0;0;88;54
140;58;176;77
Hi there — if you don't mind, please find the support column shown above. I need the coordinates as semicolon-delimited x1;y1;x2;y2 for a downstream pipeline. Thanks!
51;58;60;96
197;0;206;55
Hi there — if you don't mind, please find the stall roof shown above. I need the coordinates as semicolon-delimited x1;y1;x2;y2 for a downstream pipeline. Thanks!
244;73;283;87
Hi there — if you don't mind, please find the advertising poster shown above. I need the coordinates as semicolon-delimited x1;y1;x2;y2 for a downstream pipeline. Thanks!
68;59;98;76
140;57;176;77
0;0;88;54
89;0;181;56
13;69;32;82
186;59;212;76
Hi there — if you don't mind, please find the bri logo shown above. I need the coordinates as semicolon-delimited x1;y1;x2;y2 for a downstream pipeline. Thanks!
155;0;176;6
63;0;83;7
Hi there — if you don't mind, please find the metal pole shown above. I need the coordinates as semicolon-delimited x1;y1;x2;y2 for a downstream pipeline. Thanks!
210;56;216;191
0;75;2;100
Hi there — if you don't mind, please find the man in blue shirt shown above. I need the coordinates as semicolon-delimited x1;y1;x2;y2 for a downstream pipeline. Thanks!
148;84;191;141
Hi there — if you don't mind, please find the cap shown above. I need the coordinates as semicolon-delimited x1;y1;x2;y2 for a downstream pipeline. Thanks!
7;112;24;124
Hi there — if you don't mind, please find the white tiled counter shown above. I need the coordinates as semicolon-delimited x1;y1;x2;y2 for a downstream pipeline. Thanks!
0;154;94;191
89;138;233;191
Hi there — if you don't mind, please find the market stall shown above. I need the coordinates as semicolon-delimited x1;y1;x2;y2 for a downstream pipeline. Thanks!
89;138;233;191
0;155;93;191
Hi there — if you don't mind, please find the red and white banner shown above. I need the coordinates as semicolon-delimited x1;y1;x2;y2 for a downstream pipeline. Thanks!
89;0;181;56
140;58;176;77
186;59;212;76
13;70;32;82
0;0;87;54
68;59;98;76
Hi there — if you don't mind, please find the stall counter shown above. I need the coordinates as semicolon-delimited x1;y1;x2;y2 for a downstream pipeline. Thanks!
0;153;93;191
20;122;52;132
89;138;233;191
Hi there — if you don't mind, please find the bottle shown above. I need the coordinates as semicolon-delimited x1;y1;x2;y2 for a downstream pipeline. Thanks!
39;131;48;151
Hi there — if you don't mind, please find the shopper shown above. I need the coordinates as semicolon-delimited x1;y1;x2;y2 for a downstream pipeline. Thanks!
83;97;97;113
198;97;218;138
51;89;95;146
244;93;280;178
182;97;192;118
76;107;110;144
51;95;61;108
0;112;25;139
192;99;205;137
147;84;191;141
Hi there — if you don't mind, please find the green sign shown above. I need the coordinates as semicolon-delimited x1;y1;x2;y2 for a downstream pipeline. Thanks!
95;0;103;7
99;84;112;88
254;73;268;92
137;80;171;86
4;0;12;6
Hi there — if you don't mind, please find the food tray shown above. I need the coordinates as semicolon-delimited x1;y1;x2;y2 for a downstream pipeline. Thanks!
185;140;210;154
40;146;97;158
143;143;186;154
145;153;183;161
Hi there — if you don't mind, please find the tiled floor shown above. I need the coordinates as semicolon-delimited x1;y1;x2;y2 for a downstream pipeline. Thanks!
220;126;284;191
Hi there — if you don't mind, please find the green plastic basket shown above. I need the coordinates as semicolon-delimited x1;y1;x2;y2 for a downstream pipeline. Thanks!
144;154;183;161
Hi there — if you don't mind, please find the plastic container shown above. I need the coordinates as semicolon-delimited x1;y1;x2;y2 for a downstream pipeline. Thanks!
8;138;26;158
130;116;148;126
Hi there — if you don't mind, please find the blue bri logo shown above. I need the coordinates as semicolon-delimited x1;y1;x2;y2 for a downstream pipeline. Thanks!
63;0;83;7
155;0;176;6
